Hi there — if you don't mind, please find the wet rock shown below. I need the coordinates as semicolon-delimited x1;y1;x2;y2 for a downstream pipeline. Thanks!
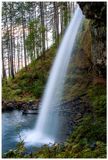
75;113;82;120
3;102;14;111
78;2;106;24
2;100;40;112
22;109;38;114
32;105;38;110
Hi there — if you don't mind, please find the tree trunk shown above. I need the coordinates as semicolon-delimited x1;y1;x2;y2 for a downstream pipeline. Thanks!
2;45;6;79
63;2;68;32
10;3;14;79
53;2;59;45
40;2;45;59
21;4;27;70
22;19;27;70
20;36;23;68
17;36;20;71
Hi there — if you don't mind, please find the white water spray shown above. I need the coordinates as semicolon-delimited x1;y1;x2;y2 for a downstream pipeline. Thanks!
20;6;84;146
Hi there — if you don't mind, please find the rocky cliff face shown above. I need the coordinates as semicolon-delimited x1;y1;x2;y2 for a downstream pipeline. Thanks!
78;2;106;78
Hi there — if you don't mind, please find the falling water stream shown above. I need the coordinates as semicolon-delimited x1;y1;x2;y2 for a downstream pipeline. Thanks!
20;6;84;146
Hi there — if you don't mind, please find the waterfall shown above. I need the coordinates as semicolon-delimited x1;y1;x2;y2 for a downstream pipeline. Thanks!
20;6;84;146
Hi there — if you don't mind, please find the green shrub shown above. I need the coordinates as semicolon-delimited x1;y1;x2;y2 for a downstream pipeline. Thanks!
14;89;22;95
3;141;26;158
92;95;106;116
32;80;44;98
18;72;32;80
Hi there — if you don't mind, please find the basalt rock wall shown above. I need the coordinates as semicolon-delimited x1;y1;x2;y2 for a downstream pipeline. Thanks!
78;2;106;78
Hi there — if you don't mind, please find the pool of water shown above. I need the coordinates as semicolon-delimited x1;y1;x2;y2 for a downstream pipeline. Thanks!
2;107;73;154
2;110;38;153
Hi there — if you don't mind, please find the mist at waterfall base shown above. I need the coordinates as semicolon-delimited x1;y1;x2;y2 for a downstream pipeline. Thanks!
19;6;84;147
